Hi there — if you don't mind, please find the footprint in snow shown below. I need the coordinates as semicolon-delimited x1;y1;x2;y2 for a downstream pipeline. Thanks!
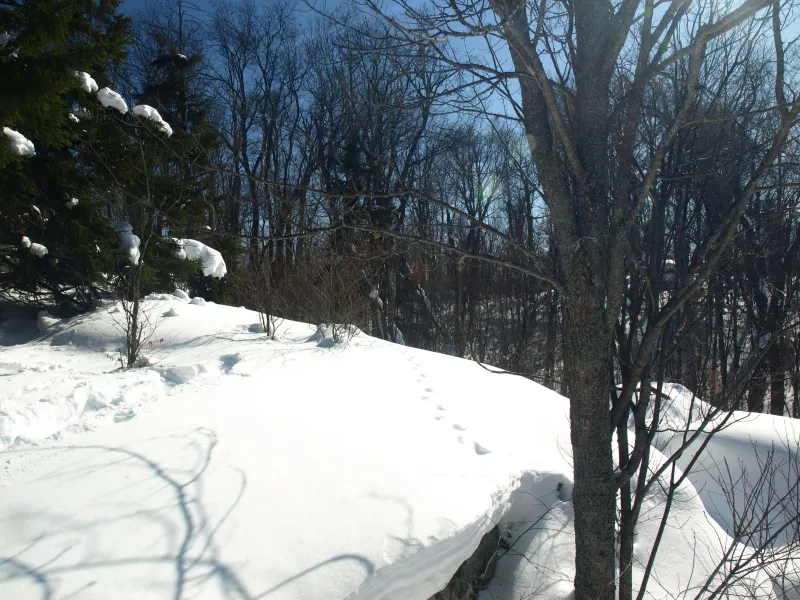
473;442;491;455
219;354;241;373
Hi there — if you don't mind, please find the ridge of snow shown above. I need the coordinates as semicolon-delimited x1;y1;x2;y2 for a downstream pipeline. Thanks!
97;87;128;114
132;104;173;137
173;238;227;278
74;71;99;93
0;300;797;600
3;127;35;156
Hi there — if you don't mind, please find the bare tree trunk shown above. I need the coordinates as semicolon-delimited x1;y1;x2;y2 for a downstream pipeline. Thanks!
769;342;787;416
748;359;768;412
564;286;616;600
545;290;558;387
127;289;140;368
618;414;635;600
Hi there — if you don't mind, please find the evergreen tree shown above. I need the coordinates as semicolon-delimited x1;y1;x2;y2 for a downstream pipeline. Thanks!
116;17;227;300
0;0;130;313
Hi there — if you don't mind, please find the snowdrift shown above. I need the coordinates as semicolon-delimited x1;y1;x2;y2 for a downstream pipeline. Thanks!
0;295;797;599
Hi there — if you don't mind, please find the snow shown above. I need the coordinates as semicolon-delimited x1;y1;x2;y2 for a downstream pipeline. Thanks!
3;126;35;156
0;33;12;48
173;238;227;278
20;236;30;248
29;242;48;258
113;220;141;264
65;197;79;208
0;301;797;600
68;112;80;123
369;288;384;309
655;384;800;545
132;104;173;137
74;71;99;93
96;87;128;114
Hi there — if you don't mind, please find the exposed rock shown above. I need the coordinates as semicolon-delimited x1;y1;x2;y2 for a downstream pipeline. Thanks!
428;526;500;600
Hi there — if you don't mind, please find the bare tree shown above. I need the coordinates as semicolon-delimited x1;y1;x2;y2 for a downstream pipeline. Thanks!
347;0;800;597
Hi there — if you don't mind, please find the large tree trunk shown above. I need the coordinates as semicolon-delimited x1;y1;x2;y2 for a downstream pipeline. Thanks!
563;279;616;600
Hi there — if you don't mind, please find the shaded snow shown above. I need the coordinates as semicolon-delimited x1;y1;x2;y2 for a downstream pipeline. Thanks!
132;104;173;137
3;126;34;156
97;87;128;114
113;220;140;264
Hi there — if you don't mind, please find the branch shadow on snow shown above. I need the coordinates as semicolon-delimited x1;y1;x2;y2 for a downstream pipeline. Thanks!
0;428;375;599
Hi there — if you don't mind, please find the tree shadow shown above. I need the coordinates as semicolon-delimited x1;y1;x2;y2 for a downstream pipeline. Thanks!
0;428;374;599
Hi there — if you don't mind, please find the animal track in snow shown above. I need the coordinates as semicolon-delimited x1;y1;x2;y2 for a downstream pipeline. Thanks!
452;423;466;431
473;442;491;455
219;353;241;373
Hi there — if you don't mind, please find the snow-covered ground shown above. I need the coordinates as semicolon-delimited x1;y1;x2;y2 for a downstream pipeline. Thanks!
0;295;797;599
